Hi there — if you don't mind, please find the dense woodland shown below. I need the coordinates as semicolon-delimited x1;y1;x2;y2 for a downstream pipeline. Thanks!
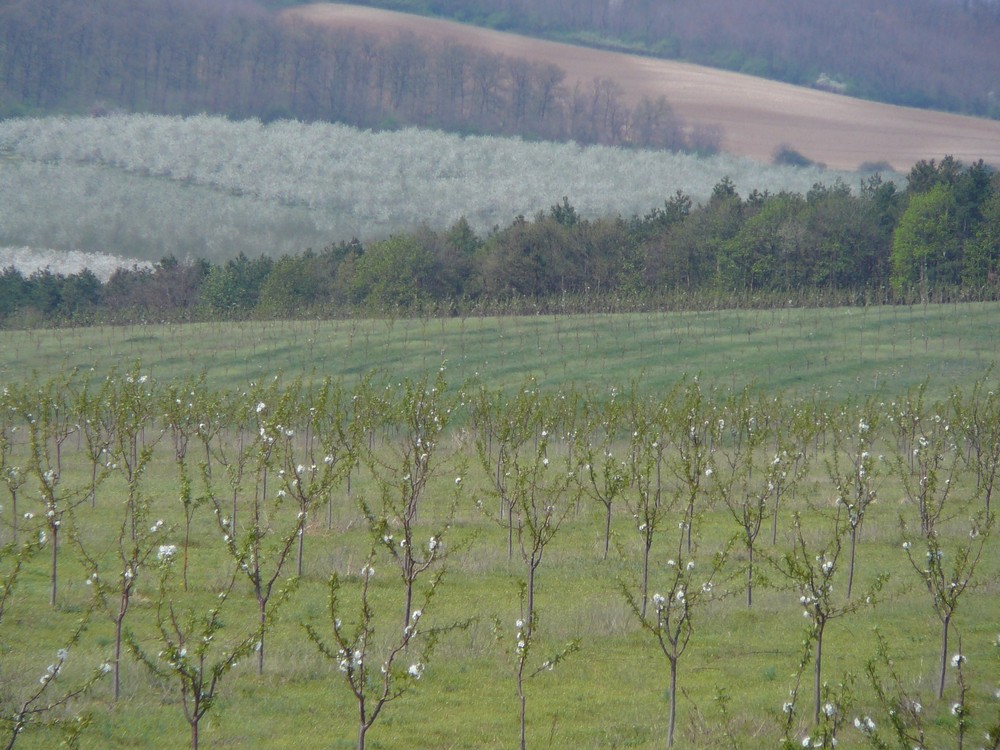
2;157;998;325
0;0;717;151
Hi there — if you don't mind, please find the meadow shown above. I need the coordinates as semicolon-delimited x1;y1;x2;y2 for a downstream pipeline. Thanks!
1;305;999;749
1;302;998;401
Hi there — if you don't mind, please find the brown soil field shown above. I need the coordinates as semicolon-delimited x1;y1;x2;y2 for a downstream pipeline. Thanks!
284;3;1000;172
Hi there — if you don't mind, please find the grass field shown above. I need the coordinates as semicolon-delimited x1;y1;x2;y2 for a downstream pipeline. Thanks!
1;305;999;749
2;302;999;401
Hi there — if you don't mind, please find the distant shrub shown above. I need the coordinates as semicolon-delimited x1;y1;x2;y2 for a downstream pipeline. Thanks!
859;160;894;173
773;145;815;167
814;73;848;94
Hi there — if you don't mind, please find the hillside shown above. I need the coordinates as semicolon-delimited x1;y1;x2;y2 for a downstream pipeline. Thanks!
285;3;1000;172
274;0;1000;118
3;0;999;170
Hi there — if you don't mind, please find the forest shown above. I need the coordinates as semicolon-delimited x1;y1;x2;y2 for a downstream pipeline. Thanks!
0;155;997;326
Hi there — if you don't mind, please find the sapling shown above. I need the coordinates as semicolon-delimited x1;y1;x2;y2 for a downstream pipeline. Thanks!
496;585;579;750
775;509;886;725
481;414;577;750
472;383;539;560
200;388;254;533
512;425;575;634
104;367;162;543
577;395;628;560
663;378;717;555
861;629;1000;750
304;551;460;750
205;381;306;675
896;404;959;536
895;396;993;700
719;444;799;607
827;400;883;599
8;376;87;606
775;398;825;544
126;541;269;750
161;376;210;590
359;370;457;626
900;511;992;699
950;375;1000;514
0;387;17;545
860;629;927;750
622;544;727;747
0;419;26;546
1;537;107;749
716;391;803;607
887;384;928;479
73;503;165;702
71;366;163;698
623;406;667;619
74;374;115;509
293;377;356;572
780;672;855;750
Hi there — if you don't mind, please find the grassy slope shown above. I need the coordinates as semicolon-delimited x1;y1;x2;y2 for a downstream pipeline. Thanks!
3;303;998;402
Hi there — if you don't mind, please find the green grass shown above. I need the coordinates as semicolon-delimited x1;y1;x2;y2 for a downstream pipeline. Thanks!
4;455;997;749
2;301;999;401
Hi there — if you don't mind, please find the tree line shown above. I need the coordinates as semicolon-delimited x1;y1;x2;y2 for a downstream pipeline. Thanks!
1;157;997;326
0;0;718;152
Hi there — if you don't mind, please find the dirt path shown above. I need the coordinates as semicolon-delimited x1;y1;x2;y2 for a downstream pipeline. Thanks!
284;3;1000;171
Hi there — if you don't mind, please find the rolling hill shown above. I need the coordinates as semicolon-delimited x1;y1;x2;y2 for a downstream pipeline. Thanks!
284;2;1000;172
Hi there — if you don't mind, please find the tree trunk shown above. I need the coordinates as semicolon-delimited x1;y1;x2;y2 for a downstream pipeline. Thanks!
640;540;651;619
296;524;305;578
49;523;58;607
507;503;514;560
257;600;266;675
403;576;414;630
603;503;612;561
938;613;950;699
667;657;678;747
114;590;129;701
357;697;368;750
518;673;527;750
846;526;858;599
526;562;536;633
183;519;192;591
771;491;780;545
813;623;824;725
